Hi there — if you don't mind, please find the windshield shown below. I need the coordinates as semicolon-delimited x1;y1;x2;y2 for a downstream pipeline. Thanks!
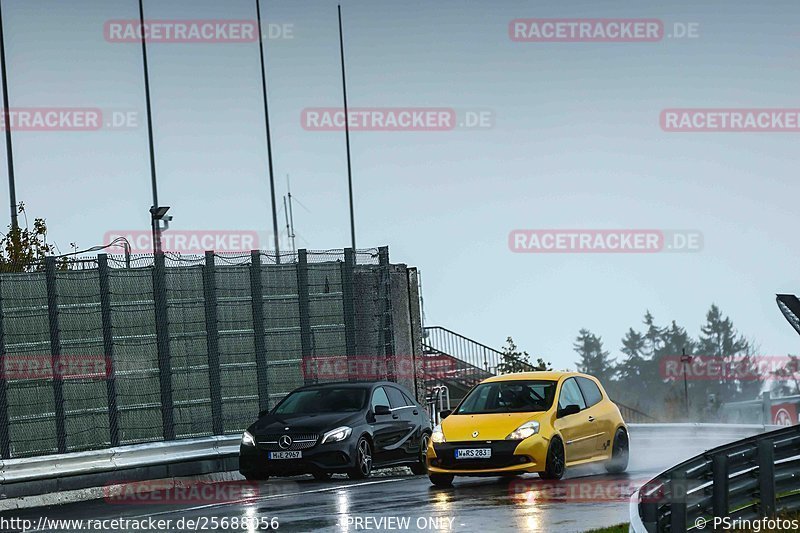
273;387;367;415
455;380;557;415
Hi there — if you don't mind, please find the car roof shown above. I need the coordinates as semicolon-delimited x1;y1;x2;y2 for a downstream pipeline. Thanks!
481;371;593;383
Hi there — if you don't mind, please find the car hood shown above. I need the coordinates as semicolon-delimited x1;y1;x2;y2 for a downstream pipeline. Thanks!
440;411;550;441
249;412;362;435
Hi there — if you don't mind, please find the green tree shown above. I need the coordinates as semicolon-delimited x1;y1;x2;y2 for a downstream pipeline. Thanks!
574;329;614;381
496;336;551;374
771;355;800;396
0;203;60;272
697;304;758;404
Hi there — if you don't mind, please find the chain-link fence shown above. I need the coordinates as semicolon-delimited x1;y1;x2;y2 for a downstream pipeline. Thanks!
0;247;423;459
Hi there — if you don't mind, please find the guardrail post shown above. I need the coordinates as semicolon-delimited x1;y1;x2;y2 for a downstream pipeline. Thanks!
641;493;658;533
757;439;776;516
98;254;120;447
202;252;223;435
378;246;395;381
341;248;357;382
762;391;771;425
45;256;67;453
0;275;10;459
152;253;175;440
669;471;687;533
296;249;313;385
250;251;270;413
711;453;729;517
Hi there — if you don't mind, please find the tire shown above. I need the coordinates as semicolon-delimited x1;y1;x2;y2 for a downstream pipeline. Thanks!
538;437;566;480
347;437;373;479
410;433;430;475
428;473;454;487
312;471;333;481
605;428;629;474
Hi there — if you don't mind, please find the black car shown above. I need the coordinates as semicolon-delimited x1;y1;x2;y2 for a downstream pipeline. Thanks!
239;381;432;481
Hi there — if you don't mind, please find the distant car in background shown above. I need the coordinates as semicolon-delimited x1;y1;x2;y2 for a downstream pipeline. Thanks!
426;371;628;486
240;381;431;481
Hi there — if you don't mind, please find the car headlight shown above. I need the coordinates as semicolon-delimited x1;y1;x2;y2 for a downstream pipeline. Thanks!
241;430;256;447
431;424;446;444
321;426;352;444
506;421;540;440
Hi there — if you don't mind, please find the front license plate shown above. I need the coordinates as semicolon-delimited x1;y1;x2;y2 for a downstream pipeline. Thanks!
455;448;492;459
268;451;302;460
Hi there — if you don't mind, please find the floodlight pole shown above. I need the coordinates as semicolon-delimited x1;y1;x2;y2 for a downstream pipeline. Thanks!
255;0;281;263
0;0;18;234
137;0;163;255
338;5;356;251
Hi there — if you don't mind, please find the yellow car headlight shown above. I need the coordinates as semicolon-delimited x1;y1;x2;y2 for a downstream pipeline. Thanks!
506;421;540;440
431;424;446;444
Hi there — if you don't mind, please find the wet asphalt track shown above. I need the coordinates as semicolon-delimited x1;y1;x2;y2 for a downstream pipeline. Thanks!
0;431;743;533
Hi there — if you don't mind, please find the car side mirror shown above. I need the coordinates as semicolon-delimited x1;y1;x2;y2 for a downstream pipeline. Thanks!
258;409;269;417
374;405;391;416
557;404;581;418
439;409;452;420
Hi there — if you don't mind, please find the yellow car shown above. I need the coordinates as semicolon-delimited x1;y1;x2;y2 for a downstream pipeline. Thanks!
426;371;628;486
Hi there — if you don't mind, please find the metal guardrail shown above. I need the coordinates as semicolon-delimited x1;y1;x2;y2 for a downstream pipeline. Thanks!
630;424;800;533
0;435;240;484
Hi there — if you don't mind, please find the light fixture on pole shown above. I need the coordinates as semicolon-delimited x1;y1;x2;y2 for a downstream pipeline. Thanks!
150;205;171;255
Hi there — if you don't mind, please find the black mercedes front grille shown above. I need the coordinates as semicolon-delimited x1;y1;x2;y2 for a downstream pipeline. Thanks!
257;433;319;451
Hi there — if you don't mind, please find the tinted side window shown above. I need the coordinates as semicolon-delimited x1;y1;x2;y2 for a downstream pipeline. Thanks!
577;377;603;407
371;387;390;410
385;387;408;408
401;391;416;406
558;378;587;410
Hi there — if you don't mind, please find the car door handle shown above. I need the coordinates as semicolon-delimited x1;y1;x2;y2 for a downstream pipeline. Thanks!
588;416;595;422
392;414;399;419
413;410;418;415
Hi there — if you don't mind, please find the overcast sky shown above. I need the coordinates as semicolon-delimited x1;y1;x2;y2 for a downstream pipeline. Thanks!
1;0;798;370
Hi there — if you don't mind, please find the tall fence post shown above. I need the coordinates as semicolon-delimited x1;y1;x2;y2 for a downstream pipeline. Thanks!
378;246;395;381
152;253;174;440
341;248;357;382
98;254;120;447
669;471;687;533
296;250;313;385
0;276;10;458
757;439;776;516
202;251;223;436
250;251;270;413
45;256;67;453
711;453;729;517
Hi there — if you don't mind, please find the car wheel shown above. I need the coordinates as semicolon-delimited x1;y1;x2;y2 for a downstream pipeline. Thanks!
312;471;333;481
428;473;454;487
538;437;565;480
410;433;430;475
605;428;629;474
347;437;373;479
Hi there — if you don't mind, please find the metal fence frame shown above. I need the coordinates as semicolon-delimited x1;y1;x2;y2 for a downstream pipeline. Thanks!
0;247;418;460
